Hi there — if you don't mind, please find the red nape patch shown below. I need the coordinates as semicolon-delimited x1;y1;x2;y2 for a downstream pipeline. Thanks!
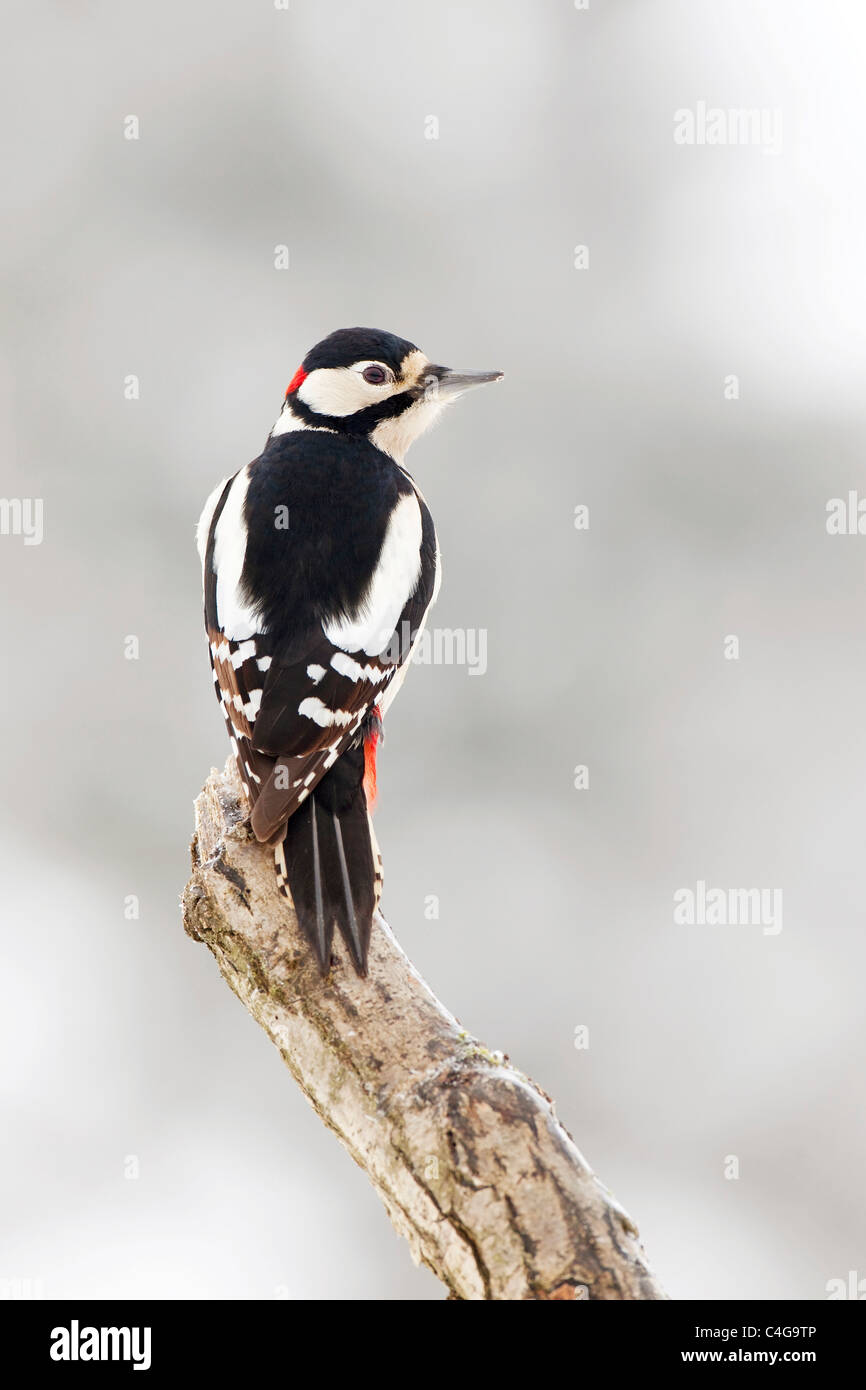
285;365;307;397
363;710;382;811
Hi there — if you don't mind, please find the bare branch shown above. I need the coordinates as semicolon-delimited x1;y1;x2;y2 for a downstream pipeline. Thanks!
181;760;667;1301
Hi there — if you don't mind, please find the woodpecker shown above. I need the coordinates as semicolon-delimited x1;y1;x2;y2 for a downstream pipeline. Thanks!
197;326;503;976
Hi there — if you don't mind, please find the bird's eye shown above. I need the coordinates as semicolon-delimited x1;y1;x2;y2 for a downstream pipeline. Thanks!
362;365;388;385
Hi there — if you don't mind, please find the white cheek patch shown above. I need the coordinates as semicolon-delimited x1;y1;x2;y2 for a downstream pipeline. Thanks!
297;366;387;418
324;492;423;656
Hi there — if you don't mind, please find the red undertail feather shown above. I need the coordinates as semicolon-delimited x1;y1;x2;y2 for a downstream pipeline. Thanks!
363;706;382;811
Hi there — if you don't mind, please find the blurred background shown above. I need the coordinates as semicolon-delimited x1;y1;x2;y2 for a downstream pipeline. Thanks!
2;0;864;1300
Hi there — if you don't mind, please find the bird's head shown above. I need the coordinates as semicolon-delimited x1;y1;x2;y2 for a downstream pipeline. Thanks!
271;326;503;462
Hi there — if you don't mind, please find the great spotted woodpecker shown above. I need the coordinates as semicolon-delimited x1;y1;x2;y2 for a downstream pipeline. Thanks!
197;327;503;976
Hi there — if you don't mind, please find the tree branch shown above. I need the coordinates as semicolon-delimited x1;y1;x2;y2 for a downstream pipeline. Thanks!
181;759;667;1301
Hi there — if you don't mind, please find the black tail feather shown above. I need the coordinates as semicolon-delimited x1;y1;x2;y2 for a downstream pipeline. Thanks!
275;745;375;975
309;793;327;964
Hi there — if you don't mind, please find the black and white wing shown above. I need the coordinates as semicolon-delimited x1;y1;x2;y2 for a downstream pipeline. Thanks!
197;464;438;844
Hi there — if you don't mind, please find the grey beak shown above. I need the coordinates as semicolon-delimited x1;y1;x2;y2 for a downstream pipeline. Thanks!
427;367;504;399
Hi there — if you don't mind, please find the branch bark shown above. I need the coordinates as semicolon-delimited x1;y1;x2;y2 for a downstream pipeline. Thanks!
181;760;667;1301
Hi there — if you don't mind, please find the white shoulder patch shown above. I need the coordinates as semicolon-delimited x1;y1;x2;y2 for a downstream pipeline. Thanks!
324;492;423;656
211;465;263;640
196;476;229;573
431;540;443;603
